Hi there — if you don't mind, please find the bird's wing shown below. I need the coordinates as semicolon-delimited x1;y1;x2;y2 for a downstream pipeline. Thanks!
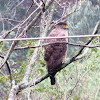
44;45;53;61
44;37;67;62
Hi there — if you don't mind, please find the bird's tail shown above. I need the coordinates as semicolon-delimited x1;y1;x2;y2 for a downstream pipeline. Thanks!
50;76;56;85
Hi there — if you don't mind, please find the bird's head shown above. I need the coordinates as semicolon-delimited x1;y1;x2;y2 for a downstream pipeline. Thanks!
55;22;68;30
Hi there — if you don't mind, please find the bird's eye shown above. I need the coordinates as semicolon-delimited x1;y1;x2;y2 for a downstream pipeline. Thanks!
62;24;67;28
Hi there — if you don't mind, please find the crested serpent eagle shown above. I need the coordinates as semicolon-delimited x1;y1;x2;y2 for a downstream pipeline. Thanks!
44;22;68;85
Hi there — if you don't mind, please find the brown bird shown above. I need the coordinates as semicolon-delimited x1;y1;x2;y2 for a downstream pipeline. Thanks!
44;22;68;85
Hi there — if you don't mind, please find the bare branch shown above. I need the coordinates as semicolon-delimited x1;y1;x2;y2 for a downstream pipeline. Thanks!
67;67;91;99
14;42;100;50
0;54;13;84
0;18;23;22
0;34;100;42
55;1;81;23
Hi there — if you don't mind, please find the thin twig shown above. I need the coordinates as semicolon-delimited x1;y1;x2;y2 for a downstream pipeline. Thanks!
0;54;13;83
67;67;91;99
0;18;23;22
14;41;100;50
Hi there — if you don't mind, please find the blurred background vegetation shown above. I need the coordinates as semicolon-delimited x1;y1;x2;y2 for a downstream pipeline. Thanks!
0;0;100;100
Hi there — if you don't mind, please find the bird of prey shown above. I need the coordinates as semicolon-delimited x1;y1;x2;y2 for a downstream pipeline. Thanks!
44;22;68;85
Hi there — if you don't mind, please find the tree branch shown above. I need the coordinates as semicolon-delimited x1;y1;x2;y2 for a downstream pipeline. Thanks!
0;34;100;42
0;54;13;83
14;42;100;50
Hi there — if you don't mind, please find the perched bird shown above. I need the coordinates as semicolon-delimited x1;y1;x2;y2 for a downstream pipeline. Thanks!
44;22;68;85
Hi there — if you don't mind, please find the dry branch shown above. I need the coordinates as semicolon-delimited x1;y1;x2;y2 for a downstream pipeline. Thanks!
0;34;100;42
0;54;13;84
14;42;100;50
